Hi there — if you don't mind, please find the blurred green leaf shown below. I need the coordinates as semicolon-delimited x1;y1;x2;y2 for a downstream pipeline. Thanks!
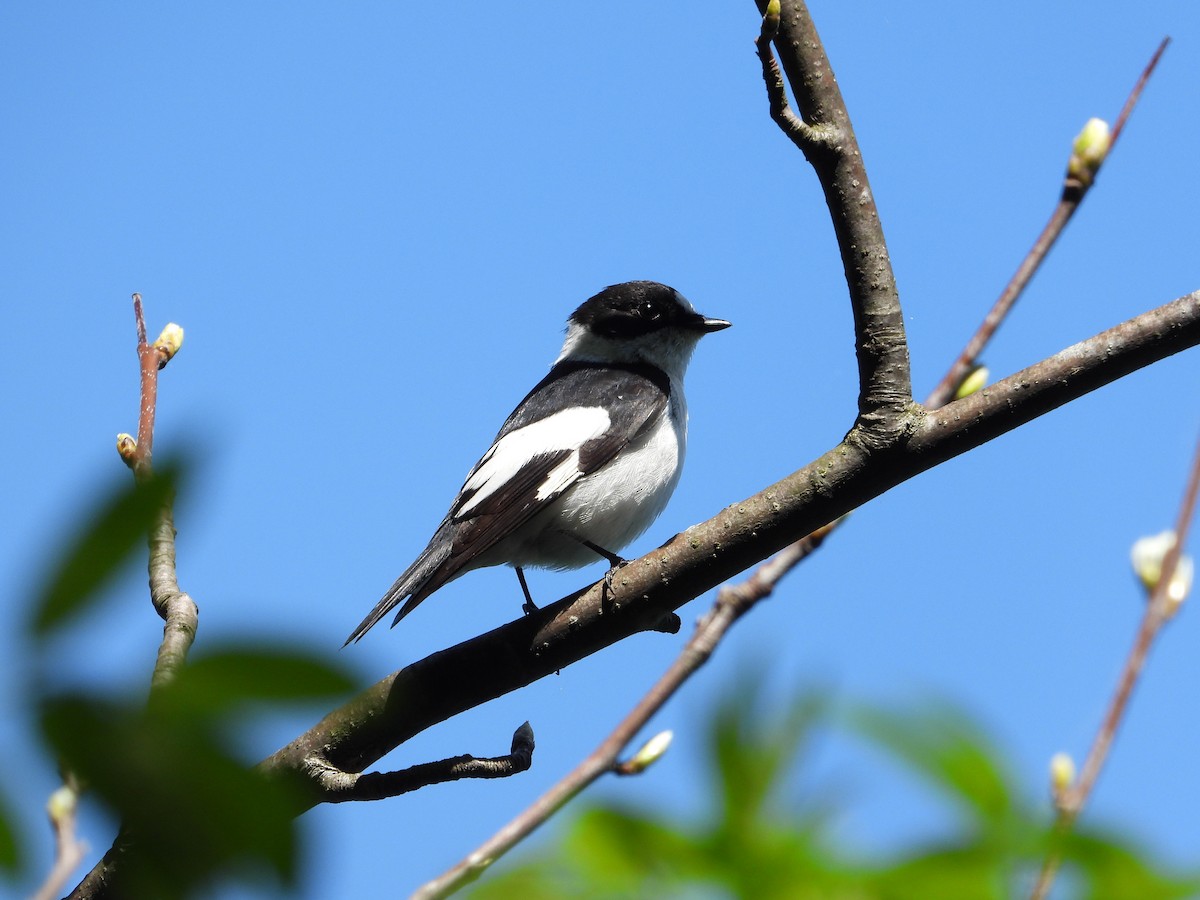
0;785;20;876
472;675;1200;900
40;692;304;897
566;805;711;890
31;461;183;638
710;671;826;838
845;702;1014;825
865;844;1013;900
1064;830;1200;899
158;644;356;718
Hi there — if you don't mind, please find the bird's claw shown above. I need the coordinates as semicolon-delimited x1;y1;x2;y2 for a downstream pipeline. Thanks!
602;558;629;600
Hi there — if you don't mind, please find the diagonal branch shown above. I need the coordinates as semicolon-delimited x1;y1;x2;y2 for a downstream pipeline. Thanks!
1030;429;1200;899
412;523;839;898
926;38;1170;409
259;291;1200;800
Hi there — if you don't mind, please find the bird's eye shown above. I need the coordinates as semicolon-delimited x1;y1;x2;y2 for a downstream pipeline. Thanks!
639;300;662;320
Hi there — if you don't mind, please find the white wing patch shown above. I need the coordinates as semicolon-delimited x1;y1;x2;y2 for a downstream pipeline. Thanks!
455;407;611;517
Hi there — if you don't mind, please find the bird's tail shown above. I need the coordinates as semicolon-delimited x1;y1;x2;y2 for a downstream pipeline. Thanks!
343;538;454;645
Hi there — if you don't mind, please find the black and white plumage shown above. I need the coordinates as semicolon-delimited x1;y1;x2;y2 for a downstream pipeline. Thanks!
345;281;730;644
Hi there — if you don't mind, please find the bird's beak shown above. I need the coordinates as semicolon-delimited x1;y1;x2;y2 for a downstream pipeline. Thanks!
691;314;732;333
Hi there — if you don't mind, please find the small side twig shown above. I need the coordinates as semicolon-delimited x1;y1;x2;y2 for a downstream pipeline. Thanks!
1030;429;1199;900
31;778;88;900
926;38;1169;408
307;723;535;803
754;2;823;152
411;523;839;899
122;294;197;695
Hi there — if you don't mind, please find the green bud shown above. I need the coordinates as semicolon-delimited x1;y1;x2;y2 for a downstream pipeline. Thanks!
1049;752;1075;809
1131;530;1194;616
116;433;137;465
762;0;780;37
152;322;185;365
954;365;989;400
1067;118;1111;185
47;784;77;823
625;730;673;774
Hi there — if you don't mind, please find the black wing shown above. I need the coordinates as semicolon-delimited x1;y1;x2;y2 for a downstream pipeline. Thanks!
344;361;670;643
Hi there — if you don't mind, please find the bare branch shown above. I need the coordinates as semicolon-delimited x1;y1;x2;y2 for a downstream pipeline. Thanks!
1031;429;1200;899
66;298;199;900
306;723;535;804
417;32;1178;874
122;295;198;694
68;17;1193;893
254;290;1200;809
754;4;821;151
926;39;1171;409
759;0;911;444
411;523;838;898
1111;38;1170;146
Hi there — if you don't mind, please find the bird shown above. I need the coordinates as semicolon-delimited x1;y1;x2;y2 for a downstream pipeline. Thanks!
345;280;730;644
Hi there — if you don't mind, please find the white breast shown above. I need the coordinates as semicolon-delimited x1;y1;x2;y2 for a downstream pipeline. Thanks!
499;383;688;570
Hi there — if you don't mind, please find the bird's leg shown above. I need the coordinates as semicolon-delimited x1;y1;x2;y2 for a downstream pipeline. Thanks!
570;536;627;600
515;566;538;616
578;538;624;568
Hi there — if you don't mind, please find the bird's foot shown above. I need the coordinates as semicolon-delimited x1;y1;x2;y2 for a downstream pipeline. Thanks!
603;558;629;595
516;566;539;617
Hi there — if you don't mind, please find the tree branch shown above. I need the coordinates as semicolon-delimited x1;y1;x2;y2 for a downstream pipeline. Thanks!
259;291;1200;803
1030;429;1200;899
122;295;196;695
413;523;839;898
758;0;912;442
67;10;1192;892
65;298;196;900
307;723;535;803
926;38;1170;409
754;3;821;152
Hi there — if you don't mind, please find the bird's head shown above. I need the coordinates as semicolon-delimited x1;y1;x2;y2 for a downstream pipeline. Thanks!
557;281;730;378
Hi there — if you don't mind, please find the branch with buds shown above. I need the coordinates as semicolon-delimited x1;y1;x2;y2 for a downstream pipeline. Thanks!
1032;437;1199;900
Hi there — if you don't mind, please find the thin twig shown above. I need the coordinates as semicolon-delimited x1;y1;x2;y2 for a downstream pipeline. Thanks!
308;723;535;802
31;781;88;900
123;295;199;694
926;39;1169;409
131;294;159;481
754;3;821;151
1030;430;1200;900
1110;38;1170;146
65;298;197;898
412;524;839;899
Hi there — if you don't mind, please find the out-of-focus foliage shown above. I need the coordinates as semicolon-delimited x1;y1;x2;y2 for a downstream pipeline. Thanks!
6;463;1197;898
0;787;18;876
10;464;359;898
30;463;182;637
472;676;1200;900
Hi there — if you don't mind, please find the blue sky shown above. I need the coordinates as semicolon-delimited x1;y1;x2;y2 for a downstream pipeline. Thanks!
3;2;1199;897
